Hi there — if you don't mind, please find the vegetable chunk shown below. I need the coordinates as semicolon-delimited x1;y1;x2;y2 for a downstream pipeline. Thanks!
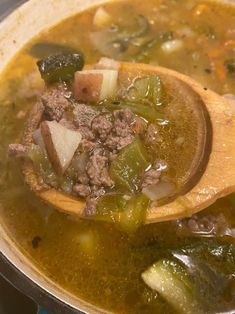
40;121;81;175
110;137;150;193
37;53;84;83
96;193;149;232
142;259;200;314
74;69;118;102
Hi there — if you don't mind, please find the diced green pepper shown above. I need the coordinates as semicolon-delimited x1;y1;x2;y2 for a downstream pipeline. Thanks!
109;137;150;193
97;99;165;123
96;192;149;232
128;75;167;107
29;42;78;59
142;259;200;314
37;53;84;84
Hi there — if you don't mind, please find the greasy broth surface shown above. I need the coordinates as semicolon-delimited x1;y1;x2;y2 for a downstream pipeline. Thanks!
0;0;235;313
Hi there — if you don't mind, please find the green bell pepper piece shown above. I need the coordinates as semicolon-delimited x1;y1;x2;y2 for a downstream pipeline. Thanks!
96;192;149;233
109;137;150;193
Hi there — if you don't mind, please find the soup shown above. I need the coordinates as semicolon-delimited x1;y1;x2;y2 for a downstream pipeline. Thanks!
0;0;235;313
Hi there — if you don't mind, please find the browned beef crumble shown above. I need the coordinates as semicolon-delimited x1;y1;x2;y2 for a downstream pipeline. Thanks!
145;123;162;146
8;144;26;157
142;169;161;188
73;104;99;128
177;213;235;237
41;84;71;121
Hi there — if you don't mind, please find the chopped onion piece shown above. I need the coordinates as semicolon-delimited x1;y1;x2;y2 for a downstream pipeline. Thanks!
161;39;184;53
93;7;112;28
142;181;175;201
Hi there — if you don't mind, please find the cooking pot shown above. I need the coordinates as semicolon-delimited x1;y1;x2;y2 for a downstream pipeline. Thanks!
0;0;234;313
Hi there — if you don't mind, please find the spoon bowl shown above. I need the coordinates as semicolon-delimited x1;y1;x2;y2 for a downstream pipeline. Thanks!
22;62;235;223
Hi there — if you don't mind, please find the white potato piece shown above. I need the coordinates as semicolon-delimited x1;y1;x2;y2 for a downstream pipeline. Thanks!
161;39;184;53
74;69;118;102
93;7;112;28
95;57;120;70
40;121;81;175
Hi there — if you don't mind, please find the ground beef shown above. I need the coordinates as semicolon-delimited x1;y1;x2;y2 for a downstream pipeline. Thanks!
41;84;70;121
78;126;95;141
8;144;26;157
132;117;148;134
77;173;90;185
145;123;162;146
86;155;114;187
85;197;98;216
142;169;161;188
80;139;97;152
177;213;234;237
59;118;76;130
73;104;99;127
84;187;106;216
73;184;91;198
91;114;113;141
104;109;135;152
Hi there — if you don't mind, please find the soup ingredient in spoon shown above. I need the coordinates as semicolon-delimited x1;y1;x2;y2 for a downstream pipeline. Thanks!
95;192;149;232
40;121;82;175
74;69;118;102
110;137;150;193
37;53;84;83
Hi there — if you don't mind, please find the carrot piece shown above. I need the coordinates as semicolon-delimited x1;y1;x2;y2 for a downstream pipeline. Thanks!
192;4;208;17
212;60;226;81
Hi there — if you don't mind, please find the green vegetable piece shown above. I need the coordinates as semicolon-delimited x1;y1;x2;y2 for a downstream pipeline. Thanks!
97;99;165;123
225;59;235;75
29;42;78;59
37;53;84;84
128;75;167;107
109;137;150;193
142;259;201;314
96;192;149;232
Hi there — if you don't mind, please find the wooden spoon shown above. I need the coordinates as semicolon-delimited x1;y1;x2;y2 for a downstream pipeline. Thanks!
21;62;235;224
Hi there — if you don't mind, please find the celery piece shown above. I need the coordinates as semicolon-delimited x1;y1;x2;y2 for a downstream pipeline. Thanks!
96;192;149;233
142;259;200;314
37;53;84;83
109;137;150;193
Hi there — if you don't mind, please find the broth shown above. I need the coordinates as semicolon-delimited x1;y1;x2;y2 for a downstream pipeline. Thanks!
0;0;235;313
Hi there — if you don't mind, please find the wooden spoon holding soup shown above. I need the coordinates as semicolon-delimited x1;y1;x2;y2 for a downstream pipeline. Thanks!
16;60;235;225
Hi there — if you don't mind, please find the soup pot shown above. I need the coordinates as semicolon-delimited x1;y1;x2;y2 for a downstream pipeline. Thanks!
0;0;234;313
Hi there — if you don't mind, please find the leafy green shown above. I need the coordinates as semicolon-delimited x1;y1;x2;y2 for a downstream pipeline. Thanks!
37;53;84;83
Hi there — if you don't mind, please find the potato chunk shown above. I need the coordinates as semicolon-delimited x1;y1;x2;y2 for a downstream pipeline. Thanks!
40;121;81;175
74;69;118;102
